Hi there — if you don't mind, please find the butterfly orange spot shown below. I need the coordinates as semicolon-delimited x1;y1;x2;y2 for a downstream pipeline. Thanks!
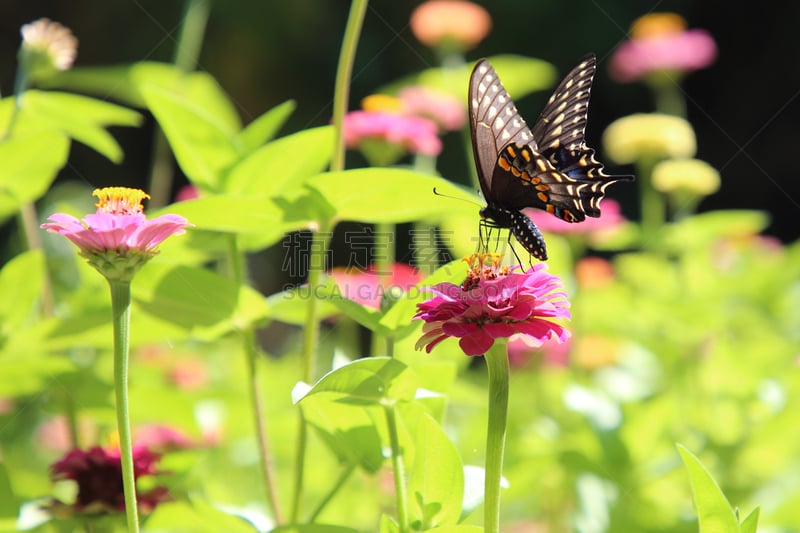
535;184;549;191
506;146;517;158
521;149;531;162
531;176;541;184
498;157;511;171
511;166;521;177
521;171;532;182
537;192;549;202
546;205;555;214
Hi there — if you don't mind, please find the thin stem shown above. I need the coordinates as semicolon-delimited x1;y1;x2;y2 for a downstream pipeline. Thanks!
108;280;139;533
384;403;409;533
651;80;686;118
2;67;28;141
636;156;664;248
244;331;284;523
330;0;369;173
483;340;510;533
307;464;356;523
291;226;333;522
225;234;283;523
148;0;210;208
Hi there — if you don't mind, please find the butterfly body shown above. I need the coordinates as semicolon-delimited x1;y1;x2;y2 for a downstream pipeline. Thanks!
469;54;633;261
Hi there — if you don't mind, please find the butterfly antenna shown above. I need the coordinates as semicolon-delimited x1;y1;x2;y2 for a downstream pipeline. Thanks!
432;187;482;208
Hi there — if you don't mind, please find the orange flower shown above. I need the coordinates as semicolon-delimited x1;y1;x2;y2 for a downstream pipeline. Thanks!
410;0;492;51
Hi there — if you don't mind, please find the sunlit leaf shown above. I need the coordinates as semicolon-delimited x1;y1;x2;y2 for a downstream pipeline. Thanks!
298;357;418;405
225;126;334;196
0;250;43;336
235;99;297;154
408;414;464;529
677;444;741;533
305;168;475;224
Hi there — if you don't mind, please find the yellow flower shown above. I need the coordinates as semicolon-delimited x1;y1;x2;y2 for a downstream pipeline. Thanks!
629;12;688;39
361;94;403;114
651;158;720;196
410;0;492;51
602;113;696;164
20;18;78;77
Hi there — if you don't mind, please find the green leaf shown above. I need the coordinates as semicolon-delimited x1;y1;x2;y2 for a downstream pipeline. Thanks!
425;527;483;532
316;277;384;332
677;444;741;533
302;396;384;472
663;210;770;251
305;168;475;224
145;500;260;532
142;84;240;189
379;54;556;102
265;286;341;326
271;526;361;533
235;99;296;155
0;131;69;220
0;250;44;336
178;70;242;134
133;263;270;339
739;507;760;533
408;414;465;530
18;91;141;162
379;514;400;533
298;357;418;406
225;126;334;196
43;62;186;107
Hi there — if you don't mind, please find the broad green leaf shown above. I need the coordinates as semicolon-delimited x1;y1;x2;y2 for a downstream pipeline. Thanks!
235;99;296;155
265;286;340;326
16;91;140;162
739;507;760;533
133;263;270;339
316;277;384;333
179;70;242;134
0;352;76;397
271;526;361;533
379;54;555;102
411;518;506;533
142;84;240;189
151;195;290;235
0;250;43;336
379;514;400;533
43;62;186;107
677;444;741;533
0;131;69;220
298;357;418;405
145;500;260;532
305;168;475;224
408;414;465;530
225;126;334;196
302;396;384;472
663;210;770;251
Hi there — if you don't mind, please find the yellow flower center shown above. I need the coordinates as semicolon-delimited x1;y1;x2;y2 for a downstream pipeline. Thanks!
629;12;687;39
362;94;403;114
93;187;150;215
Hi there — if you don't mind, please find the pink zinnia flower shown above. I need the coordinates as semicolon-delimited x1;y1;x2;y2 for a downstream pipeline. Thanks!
330;263;423;310
610;13;717;83
414;254;570;356
135;424;196;452
398;86;466;132
49;445;169;516
41;187;192;281
523;199;626;235
343;110;443;158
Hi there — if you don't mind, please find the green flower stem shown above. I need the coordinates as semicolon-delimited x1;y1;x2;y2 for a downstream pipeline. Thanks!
307;463;356;523
108;280;140;533
384;403;409;533
483;340;510;533
330;0;369;173
148;0;210;209
225;234;283;523
291;226;333;522
637;156;665;247
2;66;28;141
651;80;686;118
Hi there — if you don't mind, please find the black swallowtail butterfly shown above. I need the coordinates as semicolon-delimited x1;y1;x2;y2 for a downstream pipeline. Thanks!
469;54;633;261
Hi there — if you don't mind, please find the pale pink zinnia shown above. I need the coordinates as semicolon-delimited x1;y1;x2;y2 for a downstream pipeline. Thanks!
398;86;466;132
414;254;570;356
41;187;192;281
343;110;443;157
610;13;717;83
